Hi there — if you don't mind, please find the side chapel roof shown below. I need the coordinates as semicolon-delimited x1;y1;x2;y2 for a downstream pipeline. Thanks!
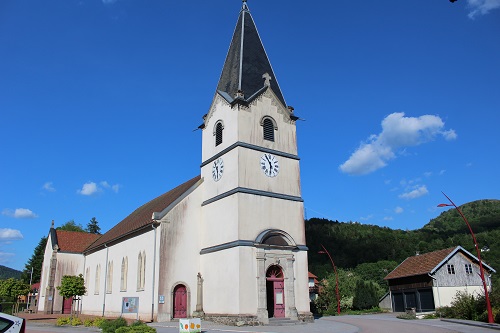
50;229;101;253
216;1;286;107
384;246;496;280
85;175;201;252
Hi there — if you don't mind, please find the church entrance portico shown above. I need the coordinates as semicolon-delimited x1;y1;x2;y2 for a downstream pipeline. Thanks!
256;244;298;323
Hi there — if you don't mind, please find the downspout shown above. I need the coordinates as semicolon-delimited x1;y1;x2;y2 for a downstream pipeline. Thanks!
151;223;158;322
81;255;86;315
103;244;109;317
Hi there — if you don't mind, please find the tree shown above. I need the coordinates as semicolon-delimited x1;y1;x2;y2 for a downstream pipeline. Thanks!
352;280;382;310
0;278;31;313
56;274;86;317
86;217;101;234
21;237;47;285
56;220;85;232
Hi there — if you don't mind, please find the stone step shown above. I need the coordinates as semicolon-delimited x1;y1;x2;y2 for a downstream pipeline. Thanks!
267;318;304;326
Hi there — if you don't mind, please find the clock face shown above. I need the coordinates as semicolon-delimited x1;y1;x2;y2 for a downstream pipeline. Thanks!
212;157;224;181
260;153;279;177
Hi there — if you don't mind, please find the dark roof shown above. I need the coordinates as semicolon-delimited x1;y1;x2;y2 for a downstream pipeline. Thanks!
385;246;496;280
85;175;201;252
54;230;101;253
216;2;286;107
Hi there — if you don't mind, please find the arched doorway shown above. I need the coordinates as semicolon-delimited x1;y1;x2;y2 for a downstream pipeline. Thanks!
266;265;285;318
62;297;72;314
173;284;187;318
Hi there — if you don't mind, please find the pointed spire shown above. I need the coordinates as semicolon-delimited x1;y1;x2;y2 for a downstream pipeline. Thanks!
216;2;286;107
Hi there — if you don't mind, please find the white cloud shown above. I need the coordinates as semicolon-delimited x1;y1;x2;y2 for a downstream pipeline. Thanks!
467;0;500;18
100;181;121;193
360;214;374;221
439;169;446;175
102;0;118;4
383;216;394;221
395;206;404;214
399;185;429;200
78;181;120;196
0;228;23;240
78;182;100;196
2;208;38;219
43;182;56;192
339;112;456;175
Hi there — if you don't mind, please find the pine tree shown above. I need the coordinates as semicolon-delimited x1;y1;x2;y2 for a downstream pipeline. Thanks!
21;237;47;285
86;217;101;234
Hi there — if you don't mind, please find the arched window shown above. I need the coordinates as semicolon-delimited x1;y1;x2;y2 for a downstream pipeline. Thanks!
137;251;146;291
85;267;90;295
106;261;113;294
121;257;128;292
214;121;224;146
95;264;101;295
261;117;276;142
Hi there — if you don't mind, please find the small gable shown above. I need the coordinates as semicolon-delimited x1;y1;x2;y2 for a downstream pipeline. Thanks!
55;230;101;253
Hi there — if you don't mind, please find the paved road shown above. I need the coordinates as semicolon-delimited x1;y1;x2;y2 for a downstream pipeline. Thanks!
27;314;500;333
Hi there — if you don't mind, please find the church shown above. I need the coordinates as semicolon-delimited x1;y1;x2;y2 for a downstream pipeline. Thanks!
37;1;312;325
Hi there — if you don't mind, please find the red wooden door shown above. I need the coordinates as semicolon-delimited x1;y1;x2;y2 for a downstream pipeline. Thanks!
173;285;187;318
273;280;285;318
62;298;72;314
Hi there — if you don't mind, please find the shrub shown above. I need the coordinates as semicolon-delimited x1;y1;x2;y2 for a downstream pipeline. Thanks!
352;280;380;310
100;317;128;333
116;325;157;333
92;317;107;327
56;317;71;326
83;319;93;327
435;306;454;318
71;317;83;326
451;291;479;321
397;312;416;320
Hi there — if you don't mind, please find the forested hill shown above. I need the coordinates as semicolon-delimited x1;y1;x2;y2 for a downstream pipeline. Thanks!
0;265;22;279
306;199;500;283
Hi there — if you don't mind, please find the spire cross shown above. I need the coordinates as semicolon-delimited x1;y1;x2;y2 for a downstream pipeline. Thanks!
262;73;272;87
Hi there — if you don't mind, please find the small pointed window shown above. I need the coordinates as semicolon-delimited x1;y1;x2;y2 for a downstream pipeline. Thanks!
262;117;276;142
106;261;113;294
95;264;101;295
215;121;224;146
121;257;128;292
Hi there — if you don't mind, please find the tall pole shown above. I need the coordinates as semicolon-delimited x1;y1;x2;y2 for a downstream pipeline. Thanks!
319;244;341;315
27;267;33;309
438;192;494;323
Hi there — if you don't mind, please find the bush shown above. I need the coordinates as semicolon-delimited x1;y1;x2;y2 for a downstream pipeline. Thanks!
116;325;157;333
92;317;107;328
435;306;454;318
100;317;128;333
396;312;416;320
450;291;480;321
352;280;380;310
56;317;71;326
71;317;83;326
83;319;93;327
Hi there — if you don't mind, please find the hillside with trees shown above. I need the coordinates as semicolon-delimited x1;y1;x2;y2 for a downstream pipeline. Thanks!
306;199;500;315
306;199;500;286
0;265;21;280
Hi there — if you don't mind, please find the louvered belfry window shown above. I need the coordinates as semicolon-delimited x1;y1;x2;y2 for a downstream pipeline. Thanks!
263;118;275;141
215;122;223;146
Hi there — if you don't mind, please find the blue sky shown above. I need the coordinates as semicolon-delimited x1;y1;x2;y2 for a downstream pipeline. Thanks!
1;0;499;271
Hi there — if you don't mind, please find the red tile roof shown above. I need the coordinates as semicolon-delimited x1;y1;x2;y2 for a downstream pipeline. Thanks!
86;175;201;252
55;230;101;253
384;247;456;280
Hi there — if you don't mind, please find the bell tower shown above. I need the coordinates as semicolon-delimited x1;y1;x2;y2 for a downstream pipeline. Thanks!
199;1;312;324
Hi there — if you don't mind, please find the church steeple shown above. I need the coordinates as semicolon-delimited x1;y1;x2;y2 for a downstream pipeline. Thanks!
216;1;287;107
